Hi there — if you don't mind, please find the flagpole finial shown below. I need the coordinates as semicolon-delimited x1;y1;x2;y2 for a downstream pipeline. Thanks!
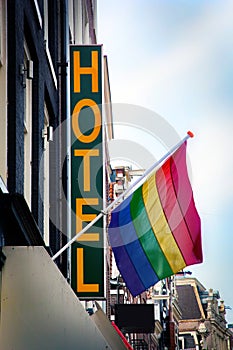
187;131;194;138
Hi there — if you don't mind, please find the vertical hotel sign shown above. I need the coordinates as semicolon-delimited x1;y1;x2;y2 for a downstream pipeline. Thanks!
70;46;104;298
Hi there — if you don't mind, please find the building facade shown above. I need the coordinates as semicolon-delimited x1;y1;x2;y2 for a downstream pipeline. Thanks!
176;276;232;350
0;1;127;349
2;0;68;270
0;0;102;264
1;2;232;350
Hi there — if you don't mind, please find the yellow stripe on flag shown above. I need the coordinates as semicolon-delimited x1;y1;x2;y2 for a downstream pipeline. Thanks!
142;173;186;273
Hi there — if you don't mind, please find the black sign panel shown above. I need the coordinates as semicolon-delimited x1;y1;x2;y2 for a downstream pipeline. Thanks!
115;304;155;334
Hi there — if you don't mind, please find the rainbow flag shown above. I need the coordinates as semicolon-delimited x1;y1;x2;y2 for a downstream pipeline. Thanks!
108;141;202;296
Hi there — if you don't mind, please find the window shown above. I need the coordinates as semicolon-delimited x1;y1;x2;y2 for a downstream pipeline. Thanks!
0;0;7;184
69;0;75;41
43;0;57;87
24;42;33;209
33;0;42;28
69;0;83;44
43;104;50;246
82;0;89;44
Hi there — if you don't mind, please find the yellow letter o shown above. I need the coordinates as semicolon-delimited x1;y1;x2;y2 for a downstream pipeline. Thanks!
72;99;101;143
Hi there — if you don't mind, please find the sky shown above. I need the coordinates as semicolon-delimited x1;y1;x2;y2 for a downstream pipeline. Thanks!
97;0;233;323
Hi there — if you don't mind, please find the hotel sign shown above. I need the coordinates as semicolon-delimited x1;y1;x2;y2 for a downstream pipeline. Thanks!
70;45;104;298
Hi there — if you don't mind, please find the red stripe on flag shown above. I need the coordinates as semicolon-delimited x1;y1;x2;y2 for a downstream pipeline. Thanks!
156;142;202;265
171;142;202;263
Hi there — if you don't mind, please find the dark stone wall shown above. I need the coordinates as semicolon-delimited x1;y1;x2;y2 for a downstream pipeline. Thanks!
7;0;60;236
7;1;25;194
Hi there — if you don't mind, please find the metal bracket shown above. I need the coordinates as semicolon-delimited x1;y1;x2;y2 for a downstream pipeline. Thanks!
42;126;53;142
19;60;34;88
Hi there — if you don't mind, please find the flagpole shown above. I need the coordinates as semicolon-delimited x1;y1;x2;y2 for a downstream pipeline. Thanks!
52;131;193;261
105;131;193;212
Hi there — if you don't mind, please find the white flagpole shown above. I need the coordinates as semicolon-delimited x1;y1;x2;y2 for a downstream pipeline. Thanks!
52;131;193;261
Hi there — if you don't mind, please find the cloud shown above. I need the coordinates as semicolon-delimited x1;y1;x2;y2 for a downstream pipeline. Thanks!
101;0;233;112
98;0;233;324
190;116;233;213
